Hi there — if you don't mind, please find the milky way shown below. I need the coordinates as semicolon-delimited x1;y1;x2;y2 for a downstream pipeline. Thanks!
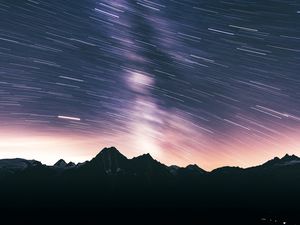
0;0;299;170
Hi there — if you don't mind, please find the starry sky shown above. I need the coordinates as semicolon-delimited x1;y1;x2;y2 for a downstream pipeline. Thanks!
0;0;299;170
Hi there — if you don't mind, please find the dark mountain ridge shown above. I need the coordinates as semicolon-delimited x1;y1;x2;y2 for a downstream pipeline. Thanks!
1;147;300;225
1;147;298;176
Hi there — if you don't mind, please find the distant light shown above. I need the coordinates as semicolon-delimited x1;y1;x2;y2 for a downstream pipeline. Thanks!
58;115;81;121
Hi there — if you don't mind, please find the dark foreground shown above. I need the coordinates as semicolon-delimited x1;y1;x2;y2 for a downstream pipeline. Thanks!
1;147;300;225
1;206;299;225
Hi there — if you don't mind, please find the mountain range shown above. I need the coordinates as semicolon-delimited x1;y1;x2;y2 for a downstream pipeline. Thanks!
2;147;299;177
1;147;300;225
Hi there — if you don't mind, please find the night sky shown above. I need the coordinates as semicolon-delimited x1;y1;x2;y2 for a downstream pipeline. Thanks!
0;0;299;170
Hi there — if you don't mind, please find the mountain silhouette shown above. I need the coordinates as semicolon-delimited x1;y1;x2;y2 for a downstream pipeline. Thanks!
54;159;67;167
0;147;300;225
262;154;300;167
89;147;129;174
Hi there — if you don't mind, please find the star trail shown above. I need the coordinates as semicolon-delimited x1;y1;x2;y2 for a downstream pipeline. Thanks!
0;0;299;170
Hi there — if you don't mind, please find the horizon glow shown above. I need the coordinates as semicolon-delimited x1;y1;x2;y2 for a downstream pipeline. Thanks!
0;128;299;171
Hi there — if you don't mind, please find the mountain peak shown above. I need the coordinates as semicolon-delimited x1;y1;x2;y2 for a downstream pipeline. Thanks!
97;146;122;155
102;146;119;152
131;153;158;166
54;159;67;167
140;153;153;160
91;147;128;174
93;147;127;160
186;164;206;173
282;154;299;161
67;162;75;167
262;154;300;167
